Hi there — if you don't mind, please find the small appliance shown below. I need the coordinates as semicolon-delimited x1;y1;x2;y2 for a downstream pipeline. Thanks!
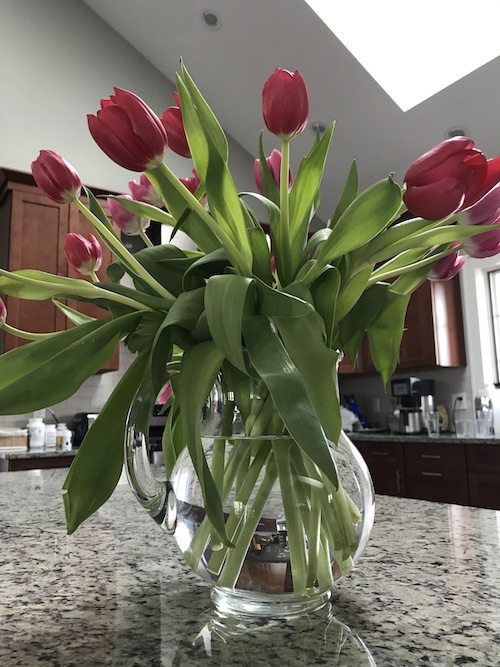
390;377;435;434
72;413;99;448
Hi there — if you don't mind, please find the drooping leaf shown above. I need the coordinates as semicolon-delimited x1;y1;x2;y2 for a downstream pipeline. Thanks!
150;314;173;397
52;299;95;325
367;290;411;387
177;341;230;545
310;265;341;347
182;247;230;291
256;279;314;318
339;284;388;364
329;160;358;228
0;268;102;301
335;265;374;322
164;287;206;330
243;315;339;489
0;313;141;414
205;275;255;372
63;351;149;533
221;360;252;422
248;226;274;286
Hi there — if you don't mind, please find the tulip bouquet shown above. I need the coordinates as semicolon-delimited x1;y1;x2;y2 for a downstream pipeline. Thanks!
0;63;499;598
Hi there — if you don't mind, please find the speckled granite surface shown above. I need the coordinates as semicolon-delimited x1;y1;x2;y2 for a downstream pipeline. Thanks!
0;468;499;666
0;447;77;459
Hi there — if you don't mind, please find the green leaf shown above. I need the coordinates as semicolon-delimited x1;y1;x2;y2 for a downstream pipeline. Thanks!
239;191;281;223
367;290;411;387
177;341;230;544
275;314;341;444
289;124;334;241
310;266;341;347
315;177;402;268
302;228;332;262
83;187;118;238
164;287;206;330
243;315;339;489
180;61;229;163
63;351;150;533
182;247;230;291
150;314;173;397
0;313;141;414
162;401;185;478
257;279;314;318
109;196;176;227
205;275;255;372
221;360;252;422
0;268;102;301
329;160;358;228
335;264;374;322
339;284;388;364
96;282;169;311
52;299;96;325
248;226;273;285
257;132;279;205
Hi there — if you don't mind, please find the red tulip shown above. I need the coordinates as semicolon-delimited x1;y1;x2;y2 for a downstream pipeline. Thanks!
403;137;500;221
64;233;102;276
458;183;500;258
179;170;201;195
463;228;500;258
31;150;81;203
262;68;309;140
129;173;163;208
428;247;467;281
253;149;293;194
157;381;173;405
88;88;168;171
161;106;190;157
0;297;6;326
107;196;150;236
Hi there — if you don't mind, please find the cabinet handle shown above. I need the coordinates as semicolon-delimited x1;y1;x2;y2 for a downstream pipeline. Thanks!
372;451;389;457
421;471;443;477
421;454;441;460
396;470;402;495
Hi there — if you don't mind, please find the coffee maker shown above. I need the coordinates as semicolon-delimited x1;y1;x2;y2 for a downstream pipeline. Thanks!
390;377;435;434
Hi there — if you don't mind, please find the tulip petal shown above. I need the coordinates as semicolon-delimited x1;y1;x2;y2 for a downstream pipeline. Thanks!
403;176;465;220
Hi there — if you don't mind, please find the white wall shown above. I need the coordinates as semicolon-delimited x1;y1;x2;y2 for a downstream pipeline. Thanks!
0;0;256;427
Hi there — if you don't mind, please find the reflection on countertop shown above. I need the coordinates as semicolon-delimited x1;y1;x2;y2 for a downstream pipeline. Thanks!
0;468;499;665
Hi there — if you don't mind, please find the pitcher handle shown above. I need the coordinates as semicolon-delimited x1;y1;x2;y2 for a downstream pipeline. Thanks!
124;383;177;534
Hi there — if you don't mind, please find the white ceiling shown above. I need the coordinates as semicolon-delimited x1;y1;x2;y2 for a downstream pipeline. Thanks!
83;0;500;223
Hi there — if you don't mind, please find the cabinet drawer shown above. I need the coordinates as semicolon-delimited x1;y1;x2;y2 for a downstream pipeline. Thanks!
405;470;469;505
404;443;466;474
466;444;500;475
468;472;500;510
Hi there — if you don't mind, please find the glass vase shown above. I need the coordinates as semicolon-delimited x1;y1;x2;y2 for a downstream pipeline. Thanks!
125;378;375;618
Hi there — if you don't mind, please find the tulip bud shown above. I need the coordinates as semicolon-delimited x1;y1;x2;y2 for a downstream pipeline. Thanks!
161;106;190;158
31;150;82;203
64;233;103;276
179;170;201;195
428;248;467;281
157;381;173;405
107;196;151;236
129;173;164;208
88;88;168;171
253;149;293;195
262;68;309;140
0;297;6;327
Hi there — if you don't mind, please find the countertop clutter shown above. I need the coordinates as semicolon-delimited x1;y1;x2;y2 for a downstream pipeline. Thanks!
1;468;499;666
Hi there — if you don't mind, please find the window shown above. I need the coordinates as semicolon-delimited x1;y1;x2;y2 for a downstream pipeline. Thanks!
488;269;500;386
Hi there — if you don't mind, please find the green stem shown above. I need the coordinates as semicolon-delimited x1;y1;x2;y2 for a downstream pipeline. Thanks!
217;455;277;589
90;271;99;283
75;199;175;305
2;322;58;340
279;139;292;284
138;228;154;248
272;440;308;596
155;163;251;276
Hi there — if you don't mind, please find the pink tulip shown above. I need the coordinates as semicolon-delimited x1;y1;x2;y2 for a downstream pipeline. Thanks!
179;170;201;195
0;297;6;326
428;248;467;281
463;228;500;258
129;173;163;207
458;183;500;258
157;381;173;405
64;233;102;276
262;68;309;140
88;88;168;171
161;106;190;157
31;150;81;203
253;149;293;194
403;137;500;221
107;196;150;236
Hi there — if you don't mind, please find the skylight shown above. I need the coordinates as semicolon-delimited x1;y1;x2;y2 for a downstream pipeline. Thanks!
305;0;500;111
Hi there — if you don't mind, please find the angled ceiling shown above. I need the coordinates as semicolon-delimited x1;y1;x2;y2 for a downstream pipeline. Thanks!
84;0;500;222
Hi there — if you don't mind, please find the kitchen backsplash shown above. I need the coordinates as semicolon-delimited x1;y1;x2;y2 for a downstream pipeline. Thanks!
0;344;135;429
339;366;474;429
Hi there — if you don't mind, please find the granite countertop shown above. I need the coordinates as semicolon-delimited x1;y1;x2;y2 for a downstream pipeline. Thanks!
0;447;78;459
349;431;500;445
1;468;499;666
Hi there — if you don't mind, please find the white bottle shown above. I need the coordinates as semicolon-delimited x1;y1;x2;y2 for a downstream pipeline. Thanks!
27;418;45;450
44;424;57;449
56;423;72;451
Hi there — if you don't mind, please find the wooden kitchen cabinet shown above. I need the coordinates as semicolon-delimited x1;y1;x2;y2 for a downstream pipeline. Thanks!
404;442;469;505
466;444;500;510
0;169;119;370
356;441;405;496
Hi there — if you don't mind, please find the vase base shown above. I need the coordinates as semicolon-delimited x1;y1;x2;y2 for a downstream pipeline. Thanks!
211;586;331;618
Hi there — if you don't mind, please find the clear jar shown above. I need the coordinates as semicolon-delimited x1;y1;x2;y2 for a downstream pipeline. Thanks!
44;424;57;449
27;418;45;450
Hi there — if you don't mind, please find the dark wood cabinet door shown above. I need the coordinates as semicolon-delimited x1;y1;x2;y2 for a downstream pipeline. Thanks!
404;442;469;505
4;187;69;350
398;282;437;368
468;473;500;510
356;441;405;496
